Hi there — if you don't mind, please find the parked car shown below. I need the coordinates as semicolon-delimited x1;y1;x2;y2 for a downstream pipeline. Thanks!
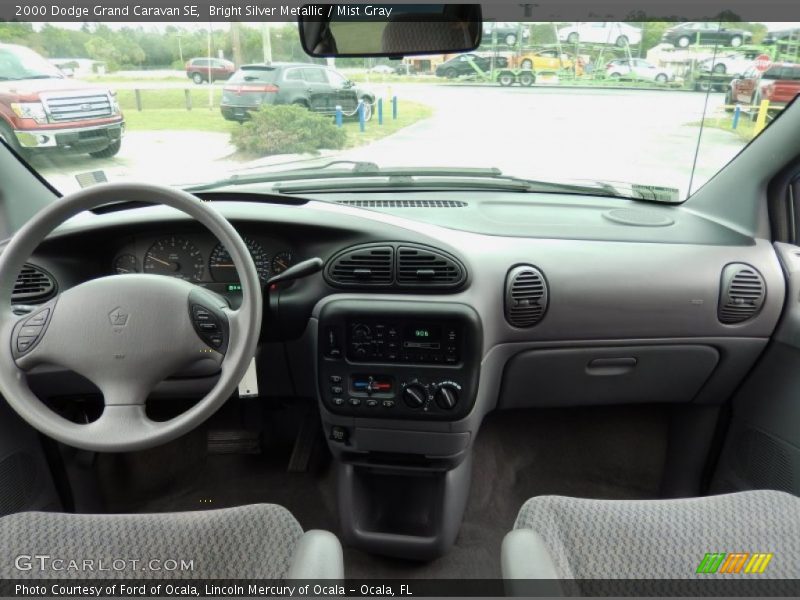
514;49;581;74
727;62;800;116
369;64;395;75
0;43;124;158
482;22;530;46
185;57;235;84
434;53;509;78
557;22;642;47
698;52;753;75
394;63;417;75
220;63;374;122
661;22;752;48
606;58;673;83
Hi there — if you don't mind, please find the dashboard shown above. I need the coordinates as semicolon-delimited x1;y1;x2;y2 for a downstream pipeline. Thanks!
6;190;788;560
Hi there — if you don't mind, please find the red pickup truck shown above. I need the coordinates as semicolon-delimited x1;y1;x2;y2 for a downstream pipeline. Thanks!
728;62;800;116
0;43;124;158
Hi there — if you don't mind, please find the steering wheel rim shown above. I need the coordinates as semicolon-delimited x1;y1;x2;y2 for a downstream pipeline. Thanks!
0;183;262;452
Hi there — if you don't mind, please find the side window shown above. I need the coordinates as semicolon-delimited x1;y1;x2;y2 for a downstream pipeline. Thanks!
303;68;327;83
284;69;304;81
194;59;208;67
326;70;347;87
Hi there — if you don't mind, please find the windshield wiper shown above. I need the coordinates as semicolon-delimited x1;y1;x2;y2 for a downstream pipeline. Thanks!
184;162;621;198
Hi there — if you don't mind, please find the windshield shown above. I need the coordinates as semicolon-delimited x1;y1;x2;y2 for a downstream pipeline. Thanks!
0;19;797;201
0;44;64;80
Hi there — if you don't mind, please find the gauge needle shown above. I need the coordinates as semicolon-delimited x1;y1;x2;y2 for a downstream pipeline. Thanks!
148;255;172;267
148;255;180;271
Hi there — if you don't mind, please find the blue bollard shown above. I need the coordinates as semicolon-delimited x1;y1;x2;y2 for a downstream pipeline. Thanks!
392;96;398;120
335;105;343;127
378;98;383;125
732;104;740;130
358;102;365;132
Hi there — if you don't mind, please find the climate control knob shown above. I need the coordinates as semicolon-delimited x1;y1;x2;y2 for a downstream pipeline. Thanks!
434;383;460;410
402;383;427;409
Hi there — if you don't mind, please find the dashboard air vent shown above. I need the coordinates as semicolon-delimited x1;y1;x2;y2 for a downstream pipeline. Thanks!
396;245;465;287
718;264;766;324
336;200;466;208
505;265;548;328
12;264;56;303
327;245;393;286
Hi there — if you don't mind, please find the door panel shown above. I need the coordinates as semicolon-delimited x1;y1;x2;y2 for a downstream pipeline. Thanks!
711;242;800;495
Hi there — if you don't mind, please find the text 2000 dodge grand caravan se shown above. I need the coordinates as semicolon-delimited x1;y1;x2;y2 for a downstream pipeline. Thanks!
0;43;123;158
2;3;800;599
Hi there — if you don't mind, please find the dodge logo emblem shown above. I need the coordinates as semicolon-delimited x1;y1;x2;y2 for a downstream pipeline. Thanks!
108;307;129;328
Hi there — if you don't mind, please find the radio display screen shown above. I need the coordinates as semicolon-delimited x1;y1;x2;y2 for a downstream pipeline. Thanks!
404;325;441;342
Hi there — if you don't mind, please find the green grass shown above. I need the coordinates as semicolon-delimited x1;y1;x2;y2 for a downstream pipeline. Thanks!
117;87;433;151
691;109;780;142
123;108;237;133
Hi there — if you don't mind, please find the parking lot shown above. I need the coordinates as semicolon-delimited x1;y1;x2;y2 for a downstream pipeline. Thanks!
33;83;745;198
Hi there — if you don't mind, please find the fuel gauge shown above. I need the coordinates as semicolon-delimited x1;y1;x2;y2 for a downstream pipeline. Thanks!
113;254;139;274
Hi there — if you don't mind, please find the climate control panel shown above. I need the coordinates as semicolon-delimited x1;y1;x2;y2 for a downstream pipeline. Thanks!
317;300;481;421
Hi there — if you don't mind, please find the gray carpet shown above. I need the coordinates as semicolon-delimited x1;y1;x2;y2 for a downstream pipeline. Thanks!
96;405;669;579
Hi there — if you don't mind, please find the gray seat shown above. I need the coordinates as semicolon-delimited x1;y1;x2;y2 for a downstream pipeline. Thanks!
0;504;343;579
503;490;800;580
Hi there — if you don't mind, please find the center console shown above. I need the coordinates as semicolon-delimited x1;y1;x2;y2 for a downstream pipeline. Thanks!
316;299;482;560
318;303;481;422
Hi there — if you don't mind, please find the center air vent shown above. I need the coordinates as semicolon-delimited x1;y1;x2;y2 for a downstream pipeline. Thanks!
718;264;766;324
396;245;465;288
12;264;56;303
505;265;548;328
336;200;466;208
325;243;467;290
326;245;393;286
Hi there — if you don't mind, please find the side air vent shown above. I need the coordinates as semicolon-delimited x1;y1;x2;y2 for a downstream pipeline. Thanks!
396;245;466;288
718;263;766;324
12;264;56;303
505;265;548;328
326;245;394;286
336;200;467;208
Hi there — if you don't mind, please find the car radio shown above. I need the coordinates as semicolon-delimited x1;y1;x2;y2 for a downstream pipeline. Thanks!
317;300;481;421
346;319;461;364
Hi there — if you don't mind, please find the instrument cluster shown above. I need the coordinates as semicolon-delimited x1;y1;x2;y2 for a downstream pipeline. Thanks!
112;233;295;285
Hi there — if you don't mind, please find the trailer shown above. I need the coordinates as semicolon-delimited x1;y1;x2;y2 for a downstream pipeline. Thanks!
692;72;733;92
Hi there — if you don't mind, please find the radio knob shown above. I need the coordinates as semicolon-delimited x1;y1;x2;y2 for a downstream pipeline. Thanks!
434;383;459;410
402;383;427;409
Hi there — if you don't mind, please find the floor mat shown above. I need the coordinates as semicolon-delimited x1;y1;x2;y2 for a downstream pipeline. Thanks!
97;405;668;579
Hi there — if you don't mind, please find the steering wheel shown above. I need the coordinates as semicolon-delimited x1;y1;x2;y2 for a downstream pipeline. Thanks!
0;183;262;452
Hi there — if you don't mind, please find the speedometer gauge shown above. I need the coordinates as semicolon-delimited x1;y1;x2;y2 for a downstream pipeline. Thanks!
143;237;204;281
209;237;270;283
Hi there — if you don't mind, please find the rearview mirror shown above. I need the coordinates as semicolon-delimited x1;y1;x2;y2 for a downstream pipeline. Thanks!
299;4;482;58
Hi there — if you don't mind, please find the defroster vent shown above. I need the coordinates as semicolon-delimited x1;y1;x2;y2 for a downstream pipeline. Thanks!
718;263;765;324
505;265;548;327
12;264;56;303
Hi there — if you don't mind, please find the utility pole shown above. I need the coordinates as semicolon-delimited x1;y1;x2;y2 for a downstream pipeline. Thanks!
207;23;213;110
231;22;242;67
261;23;272;64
